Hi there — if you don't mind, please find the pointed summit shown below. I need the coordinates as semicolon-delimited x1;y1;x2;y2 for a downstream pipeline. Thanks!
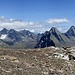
2;28;7;31
69;26;75;32
50;27;57;30
9;29;16;33
8;29;21;41
0;28;8;34
70;26;75;29
66;26;75;36
50;27;61;35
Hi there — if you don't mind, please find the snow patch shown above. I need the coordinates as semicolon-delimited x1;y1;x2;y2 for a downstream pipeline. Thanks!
63;55;69;60
53;53;69;60
0;34;7;39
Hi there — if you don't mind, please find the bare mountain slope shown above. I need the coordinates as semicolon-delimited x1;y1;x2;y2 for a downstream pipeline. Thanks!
35;26;75;48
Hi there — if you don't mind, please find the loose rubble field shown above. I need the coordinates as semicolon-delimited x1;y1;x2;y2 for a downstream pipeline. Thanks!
0;47;75;75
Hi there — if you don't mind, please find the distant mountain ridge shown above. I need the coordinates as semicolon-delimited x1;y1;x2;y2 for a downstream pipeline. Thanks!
0;26;75;48
0;28;37;49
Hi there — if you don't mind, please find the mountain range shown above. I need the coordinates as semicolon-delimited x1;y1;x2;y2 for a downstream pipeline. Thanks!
0;28;37;49
0;26;75;48
35;26;75;48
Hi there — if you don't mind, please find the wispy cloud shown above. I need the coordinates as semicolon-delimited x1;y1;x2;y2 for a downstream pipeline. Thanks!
0;17;44;33
46;18;70;24
0;17;71;33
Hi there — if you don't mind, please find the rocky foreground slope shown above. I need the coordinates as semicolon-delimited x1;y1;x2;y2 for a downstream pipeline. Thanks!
0;47;75;75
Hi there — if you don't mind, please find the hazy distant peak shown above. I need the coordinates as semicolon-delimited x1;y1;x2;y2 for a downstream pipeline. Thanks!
2;28;8;31
70;26;75;29
0;28;8;34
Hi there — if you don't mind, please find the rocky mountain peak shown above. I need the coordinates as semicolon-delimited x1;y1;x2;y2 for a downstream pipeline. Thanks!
50;27;61;35
70;26;75;29
69;26;75;32
66;26;75;36
9;29;16;33
0;28;8;34
51;26;59;31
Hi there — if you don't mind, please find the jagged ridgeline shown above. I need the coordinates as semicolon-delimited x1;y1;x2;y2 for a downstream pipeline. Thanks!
36;26;75;48
0;26;75;48
0;28;37;49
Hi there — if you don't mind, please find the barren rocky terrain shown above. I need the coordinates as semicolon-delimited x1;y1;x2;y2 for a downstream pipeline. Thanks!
0;47;75;75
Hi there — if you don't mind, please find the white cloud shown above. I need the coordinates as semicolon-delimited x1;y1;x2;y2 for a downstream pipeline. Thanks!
57;27;63;32
0;16;71;33
0;16;46;33
30;29;35;32
46;18;70;24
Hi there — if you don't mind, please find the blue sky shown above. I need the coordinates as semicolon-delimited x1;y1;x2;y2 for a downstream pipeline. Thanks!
0;0;75;33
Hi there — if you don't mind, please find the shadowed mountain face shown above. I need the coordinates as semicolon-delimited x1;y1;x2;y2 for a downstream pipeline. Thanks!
0;29;37;49
35;26;75;48
20;30;37;39
0;28;8;35
65;26;75;37
35;31;55;48
0;26;75;49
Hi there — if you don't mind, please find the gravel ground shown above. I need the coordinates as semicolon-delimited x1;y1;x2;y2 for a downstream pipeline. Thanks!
0;47;75;75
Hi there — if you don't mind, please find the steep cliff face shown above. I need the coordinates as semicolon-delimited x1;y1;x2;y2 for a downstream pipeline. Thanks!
35;30;55;48
35;26;75;48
